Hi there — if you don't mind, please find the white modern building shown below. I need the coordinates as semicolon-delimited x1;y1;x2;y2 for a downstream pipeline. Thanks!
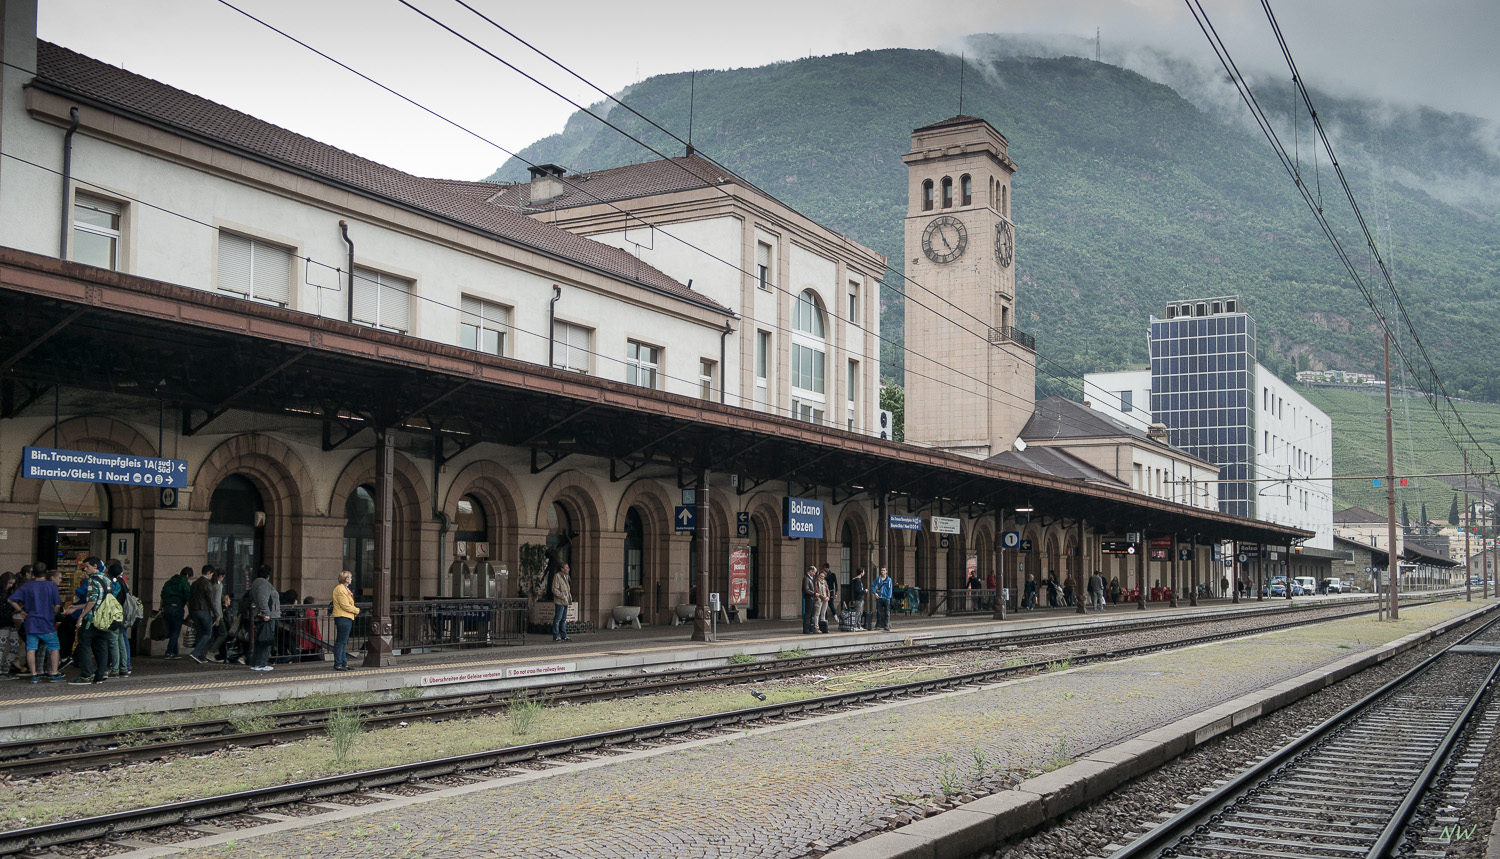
1084;298;1333;549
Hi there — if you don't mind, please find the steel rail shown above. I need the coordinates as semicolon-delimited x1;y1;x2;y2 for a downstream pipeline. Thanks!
1106;612;1500;859
0;595;1467;856
0;596;1442;780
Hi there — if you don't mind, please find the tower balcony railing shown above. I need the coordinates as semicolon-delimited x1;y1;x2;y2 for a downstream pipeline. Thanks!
988;325;1035;351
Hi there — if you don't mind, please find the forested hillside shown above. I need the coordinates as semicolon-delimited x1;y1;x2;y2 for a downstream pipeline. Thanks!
487;47;1500;406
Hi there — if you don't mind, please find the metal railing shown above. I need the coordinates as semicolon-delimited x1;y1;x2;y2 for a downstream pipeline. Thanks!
213;598;528;662
988;325;1035;351
931;588;1002;616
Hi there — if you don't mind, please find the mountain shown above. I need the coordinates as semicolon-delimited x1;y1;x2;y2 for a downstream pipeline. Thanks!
485;47;1500;412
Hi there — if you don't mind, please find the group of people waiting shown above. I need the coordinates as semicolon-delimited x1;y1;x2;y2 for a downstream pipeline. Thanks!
800;564;895;634
3;560;365;683
1021;571;1125;610
2;559;137;684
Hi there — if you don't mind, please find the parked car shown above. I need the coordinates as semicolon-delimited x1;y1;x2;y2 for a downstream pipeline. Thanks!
1294;576;1317;595
1268;581;1288;597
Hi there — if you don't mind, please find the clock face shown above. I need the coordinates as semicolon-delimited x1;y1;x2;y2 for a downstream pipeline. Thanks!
995;220;1014;268
921;215;968;264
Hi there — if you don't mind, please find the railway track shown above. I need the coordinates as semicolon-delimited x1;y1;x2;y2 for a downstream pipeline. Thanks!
1105;613;1500;859
0;595;1456;857
0;597;1423;779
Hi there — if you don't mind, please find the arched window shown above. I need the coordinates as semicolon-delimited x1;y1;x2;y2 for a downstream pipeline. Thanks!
207;475;263;597
455;495;488;558
624;507;644;594
791;289;826;423
921;179;934;212
1001;184;1008;217
960;174;972;206
941;177;953;208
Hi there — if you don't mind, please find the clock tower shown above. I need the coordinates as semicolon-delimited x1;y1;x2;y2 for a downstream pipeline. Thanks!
901;115;1035;458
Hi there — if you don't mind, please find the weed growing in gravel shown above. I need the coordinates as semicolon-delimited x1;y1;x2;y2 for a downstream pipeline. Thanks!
936;753;962;797
396;684;424;700
266;691;371;714
1043;735;1072;772
970;746;989;780
230;714;273;735
776;648;810;659
102;712;161;732
1007;656;1028;668
327;707;363;765
1045;657;1072;672
509;692;546;736
727;652;755;664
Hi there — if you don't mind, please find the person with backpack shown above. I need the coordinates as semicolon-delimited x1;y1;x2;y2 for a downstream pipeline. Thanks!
187;565;219;664
159;567;192;659
70;557;118;685
109;563;138;677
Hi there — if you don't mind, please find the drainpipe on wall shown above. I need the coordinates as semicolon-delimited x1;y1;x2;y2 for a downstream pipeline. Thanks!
58;107;79;259
339;221;355;322
548;285;561;368
719;320;732;404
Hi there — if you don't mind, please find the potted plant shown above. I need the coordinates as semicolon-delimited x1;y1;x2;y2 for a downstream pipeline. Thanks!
518;543;553;628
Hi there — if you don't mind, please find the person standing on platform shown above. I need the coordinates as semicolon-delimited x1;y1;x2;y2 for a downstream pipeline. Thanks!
247;566;280;671
1089;570;1106;611
70;557;112;685
187;566;219;664
159;566;192;659
801;567;819;634
1109;576;1122;605
1023;573;1037;610
549;563;573;642
8;566;60;682
872;567;893;631
814;568;831;634
849;568;867;631
822;563;839;627
331;570;359;670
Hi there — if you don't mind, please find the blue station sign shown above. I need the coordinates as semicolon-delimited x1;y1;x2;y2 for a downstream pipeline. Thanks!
888;515;923;531
783;497;824;539
674;505;696;533
22;446;187;488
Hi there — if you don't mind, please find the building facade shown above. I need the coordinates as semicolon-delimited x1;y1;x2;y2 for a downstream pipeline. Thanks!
1084;297;1333;549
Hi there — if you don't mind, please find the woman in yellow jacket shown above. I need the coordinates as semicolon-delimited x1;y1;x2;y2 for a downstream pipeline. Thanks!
331;570;359;671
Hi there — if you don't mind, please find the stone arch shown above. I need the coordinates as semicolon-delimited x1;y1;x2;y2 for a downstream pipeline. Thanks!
329;449;432;601
971;518;995;585
535;470;606;624
192;434;315;591
743;492;785;619
442;459;525;596
833;503;872;579
614;479;674;621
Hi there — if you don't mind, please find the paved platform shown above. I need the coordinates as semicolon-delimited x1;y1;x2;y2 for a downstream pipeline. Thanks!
0;592;1397;731
145;596;1490;859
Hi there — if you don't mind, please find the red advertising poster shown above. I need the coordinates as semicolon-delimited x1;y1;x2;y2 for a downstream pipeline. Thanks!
729;546;751;606
966;554;978;579
1148;536;1172;560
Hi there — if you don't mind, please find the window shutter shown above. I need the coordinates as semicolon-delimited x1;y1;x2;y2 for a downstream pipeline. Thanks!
566;323;590;372
461;294;482;322
380;274;411;333
217;232;252;297
251;241;292;305
351;266;379;325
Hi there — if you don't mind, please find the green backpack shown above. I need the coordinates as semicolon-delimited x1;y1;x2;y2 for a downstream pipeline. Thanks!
93;591;124;631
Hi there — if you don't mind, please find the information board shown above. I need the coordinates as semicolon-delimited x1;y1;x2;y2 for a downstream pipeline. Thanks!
22;446;187;488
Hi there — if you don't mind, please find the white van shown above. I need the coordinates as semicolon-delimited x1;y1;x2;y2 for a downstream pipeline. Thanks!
1319;578;1344;594
1293;576;1317;595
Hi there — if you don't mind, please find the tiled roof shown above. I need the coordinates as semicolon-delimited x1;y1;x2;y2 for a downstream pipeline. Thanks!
492;153;771;212
1021;396;1154;443
32;42;729;316
1333;506;1387;524
986;445;1126;487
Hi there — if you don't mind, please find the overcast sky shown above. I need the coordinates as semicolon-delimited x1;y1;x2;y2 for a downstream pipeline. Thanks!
38;0;1499;180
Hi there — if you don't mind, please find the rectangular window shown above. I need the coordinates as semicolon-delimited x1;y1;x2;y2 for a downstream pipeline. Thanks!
553;320;592;374
351;266;412;333
72;194;122;270
792;400;824;423
217;231;292;306
847;359;858;430
791;343;825;394
699;359;716;400
625;340;660;388
847;280;860;322
756;330;770;381
1119;390;1133;413
459;295;510;356
756;241;773;291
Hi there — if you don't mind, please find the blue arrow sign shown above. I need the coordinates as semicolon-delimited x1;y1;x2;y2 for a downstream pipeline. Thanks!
23;446;187;488
674;505;696;533
1019;539;1034;552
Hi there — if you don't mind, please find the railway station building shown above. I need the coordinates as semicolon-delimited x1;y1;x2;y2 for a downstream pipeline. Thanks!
0;1;1309;657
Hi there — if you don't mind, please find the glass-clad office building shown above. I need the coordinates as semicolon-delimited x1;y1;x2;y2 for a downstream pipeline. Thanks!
1149;296;1258;517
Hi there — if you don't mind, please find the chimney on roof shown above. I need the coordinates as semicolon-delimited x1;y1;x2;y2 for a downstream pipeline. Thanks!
528;164;567;204
1147;423;1168;442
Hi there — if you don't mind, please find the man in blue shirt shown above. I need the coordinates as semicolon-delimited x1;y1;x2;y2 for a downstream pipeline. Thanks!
872;567;894;632
8;566;61;682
